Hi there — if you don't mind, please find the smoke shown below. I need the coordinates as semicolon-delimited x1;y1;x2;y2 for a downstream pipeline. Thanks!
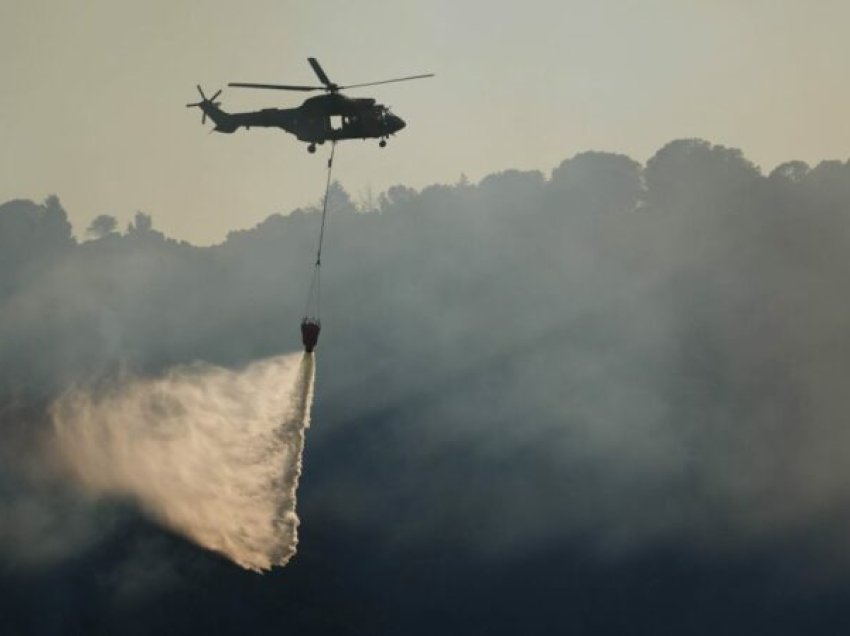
50;352;315;572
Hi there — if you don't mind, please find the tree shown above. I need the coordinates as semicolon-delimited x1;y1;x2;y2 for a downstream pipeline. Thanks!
549;152;643;216
769;160;810;184
127;211;153;234
644;139;761;212
86;214;118;239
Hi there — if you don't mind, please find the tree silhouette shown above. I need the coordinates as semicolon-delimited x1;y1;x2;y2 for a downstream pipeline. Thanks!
86;214;118;239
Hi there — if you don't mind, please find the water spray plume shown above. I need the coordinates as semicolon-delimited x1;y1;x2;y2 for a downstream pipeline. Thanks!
51;353;315;572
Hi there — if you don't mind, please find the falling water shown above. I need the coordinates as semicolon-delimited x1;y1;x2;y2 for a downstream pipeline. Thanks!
51;353;315;572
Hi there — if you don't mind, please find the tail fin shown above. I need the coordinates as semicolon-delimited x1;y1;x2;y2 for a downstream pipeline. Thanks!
202;103;237;133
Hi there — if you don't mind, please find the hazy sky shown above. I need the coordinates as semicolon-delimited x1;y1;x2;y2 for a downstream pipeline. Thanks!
3;0;849;243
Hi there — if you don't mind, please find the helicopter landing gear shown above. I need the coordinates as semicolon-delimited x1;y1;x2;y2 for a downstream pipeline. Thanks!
379;139;387;148
308;143;317;154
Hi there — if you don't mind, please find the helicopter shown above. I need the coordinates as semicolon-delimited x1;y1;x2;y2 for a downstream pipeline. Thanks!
187;58;433;153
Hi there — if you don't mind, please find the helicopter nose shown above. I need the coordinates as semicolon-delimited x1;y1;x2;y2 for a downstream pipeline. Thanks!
389;115;406;133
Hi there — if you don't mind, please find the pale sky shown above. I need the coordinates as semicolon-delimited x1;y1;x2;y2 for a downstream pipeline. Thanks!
2;0;849;244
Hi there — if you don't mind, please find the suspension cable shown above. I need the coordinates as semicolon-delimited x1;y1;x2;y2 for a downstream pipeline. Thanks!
315;141;336;268
303;141;336;321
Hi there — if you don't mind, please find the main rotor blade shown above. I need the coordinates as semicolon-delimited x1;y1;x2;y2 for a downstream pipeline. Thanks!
339;73;435;90
307;57;332;87
228;82;322;91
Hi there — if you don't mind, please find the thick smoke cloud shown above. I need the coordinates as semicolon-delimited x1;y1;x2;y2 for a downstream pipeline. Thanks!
2;139;850;634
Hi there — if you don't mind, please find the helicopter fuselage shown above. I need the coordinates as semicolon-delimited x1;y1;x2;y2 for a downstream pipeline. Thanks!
199;92;405;146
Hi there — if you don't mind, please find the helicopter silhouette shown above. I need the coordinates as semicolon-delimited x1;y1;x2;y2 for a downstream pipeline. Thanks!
187;58;433;153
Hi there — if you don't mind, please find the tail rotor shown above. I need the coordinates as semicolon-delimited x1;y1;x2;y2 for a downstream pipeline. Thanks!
186;85;222;125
